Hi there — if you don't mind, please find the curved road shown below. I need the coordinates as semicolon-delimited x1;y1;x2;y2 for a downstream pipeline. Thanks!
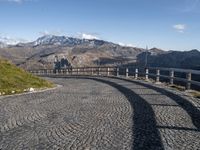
0;77;200;150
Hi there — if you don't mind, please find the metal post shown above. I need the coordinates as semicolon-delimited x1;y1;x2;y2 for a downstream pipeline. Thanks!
107;67;110;76
77;68;79;75
117;68;119;77
97;68;99;76
145;68;149;80
135;68;138;79
156;69;160;83
91;68;94;76
98;68;101;76
145;46;148;67
126;68;129;77
81;68;85;75
170;70;174;85
186;72;191;90
66;69;68;75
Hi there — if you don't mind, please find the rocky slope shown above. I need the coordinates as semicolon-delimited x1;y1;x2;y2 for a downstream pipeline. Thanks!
137;49;200;70
0;35;147;69
0;35;199;70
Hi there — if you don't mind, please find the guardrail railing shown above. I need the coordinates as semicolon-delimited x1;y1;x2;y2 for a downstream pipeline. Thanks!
29;66;200;91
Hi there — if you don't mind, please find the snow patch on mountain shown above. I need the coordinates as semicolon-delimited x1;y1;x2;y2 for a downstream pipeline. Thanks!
33;35;107;47
0;36;28;46
79;33;99;40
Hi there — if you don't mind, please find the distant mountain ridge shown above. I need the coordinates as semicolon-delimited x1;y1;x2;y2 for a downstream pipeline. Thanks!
137;49;200;70
0;35;199;70
0;35;111;47
0;36;27;46
32;35;109;47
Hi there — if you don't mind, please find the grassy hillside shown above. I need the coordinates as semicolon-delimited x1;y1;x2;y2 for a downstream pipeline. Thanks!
0;59;53;95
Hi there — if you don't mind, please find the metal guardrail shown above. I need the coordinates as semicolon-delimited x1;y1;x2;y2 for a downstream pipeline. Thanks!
29;66;200;91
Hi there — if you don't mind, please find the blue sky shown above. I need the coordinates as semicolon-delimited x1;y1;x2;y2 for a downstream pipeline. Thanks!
0;0;200;50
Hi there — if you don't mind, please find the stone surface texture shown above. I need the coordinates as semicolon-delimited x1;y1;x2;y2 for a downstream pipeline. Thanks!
0;77;200;150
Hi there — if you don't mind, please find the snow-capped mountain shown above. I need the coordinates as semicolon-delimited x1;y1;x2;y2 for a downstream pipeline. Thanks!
0;36;28;48
33;35;108;47
0;37;20;45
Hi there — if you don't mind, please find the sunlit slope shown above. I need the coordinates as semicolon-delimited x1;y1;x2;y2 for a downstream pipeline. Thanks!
0;59;53;94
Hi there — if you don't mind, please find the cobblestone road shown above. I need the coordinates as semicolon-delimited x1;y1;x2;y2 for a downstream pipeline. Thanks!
0;77;200;150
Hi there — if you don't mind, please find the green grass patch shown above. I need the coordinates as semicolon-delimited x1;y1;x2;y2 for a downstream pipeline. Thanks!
0;59;53;95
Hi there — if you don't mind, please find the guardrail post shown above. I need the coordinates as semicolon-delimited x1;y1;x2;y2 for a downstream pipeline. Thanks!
107;67;110;76
77;68;79;75
126;68;129;77
186;72;191;90
156;69;160;83
82;68;84;75
70;68;72;75
97;68;99;75
135;68;138;79
91;68;94;75
117;68;119;77
98;68;101;76
86;68;88;75
169;70;174;85
145;68;149;80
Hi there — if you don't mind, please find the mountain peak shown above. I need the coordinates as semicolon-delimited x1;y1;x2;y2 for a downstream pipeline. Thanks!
33;35;107;47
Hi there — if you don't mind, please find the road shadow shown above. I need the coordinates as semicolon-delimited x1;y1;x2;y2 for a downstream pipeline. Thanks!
61;76;164;150
110;76;200;131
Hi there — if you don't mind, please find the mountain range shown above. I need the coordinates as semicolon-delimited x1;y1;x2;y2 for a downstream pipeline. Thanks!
0;35;199;70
